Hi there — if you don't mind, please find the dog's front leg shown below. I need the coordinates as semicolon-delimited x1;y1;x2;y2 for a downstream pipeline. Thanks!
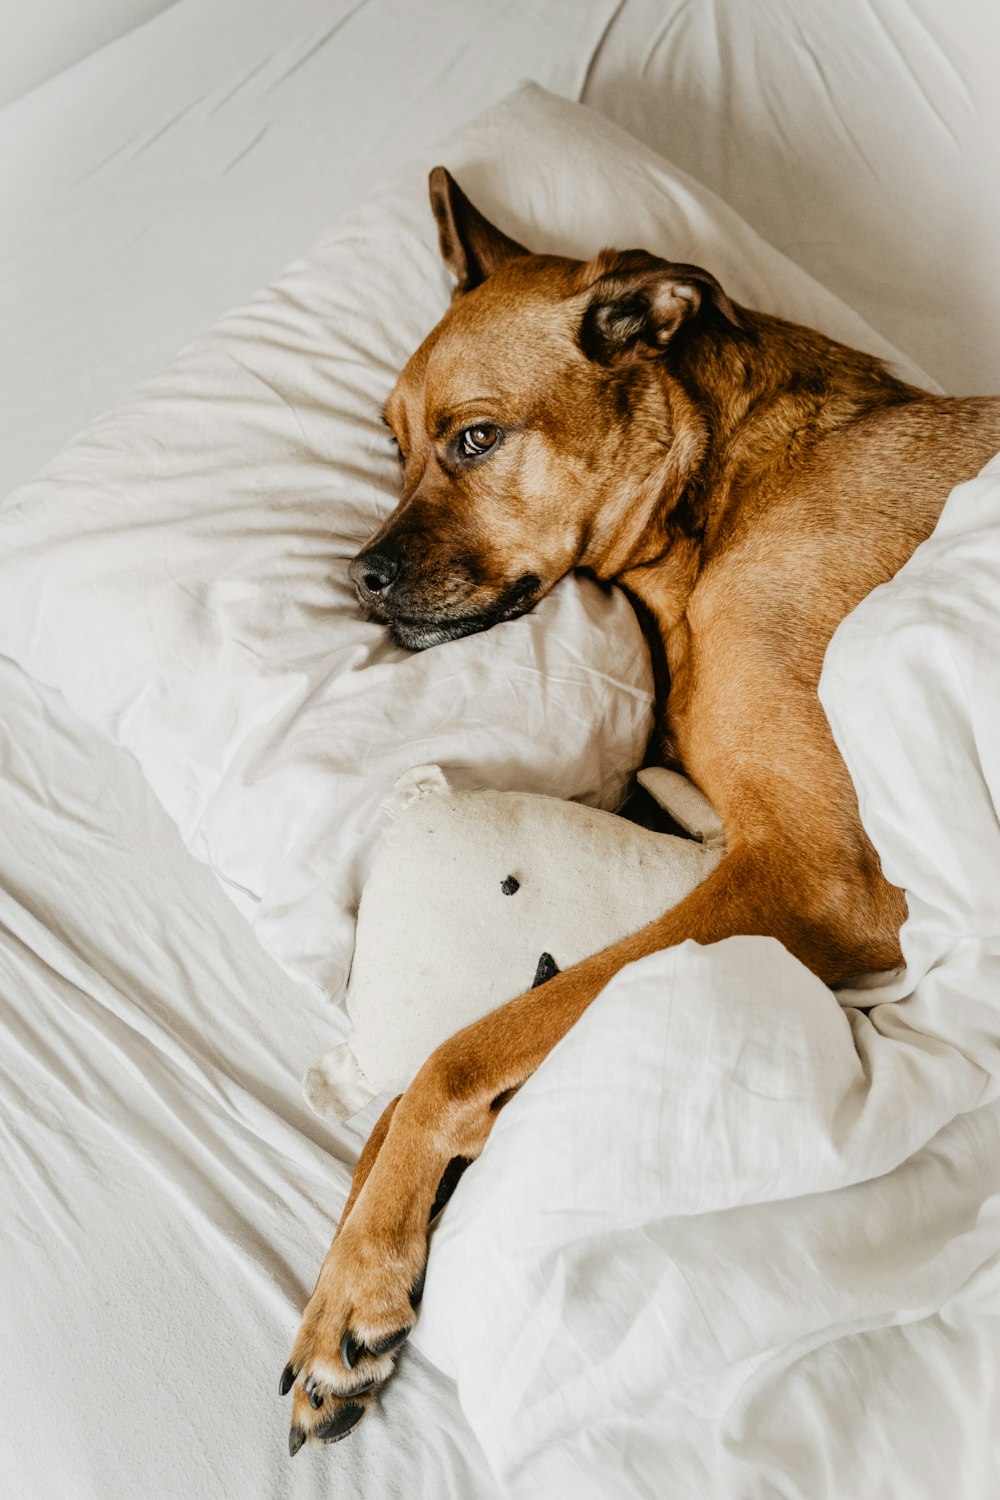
281;946;626;1450
283;842;848;1448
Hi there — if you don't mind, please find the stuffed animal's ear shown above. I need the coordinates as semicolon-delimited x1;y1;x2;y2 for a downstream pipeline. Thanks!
302;1045;376;1125
637;766;725;848
383;763;452;820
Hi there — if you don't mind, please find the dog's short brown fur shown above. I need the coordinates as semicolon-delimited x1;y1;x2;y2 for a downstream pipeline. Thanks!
281;169;1000;1450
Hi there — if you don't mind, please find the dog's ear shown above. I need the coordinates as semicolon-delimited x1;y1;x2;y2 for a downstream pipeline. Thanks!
578;250;741;364
429;167;529;293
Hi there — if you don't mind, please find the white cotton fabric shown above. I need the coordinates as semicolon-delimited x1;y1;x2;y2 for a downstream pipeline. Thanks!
0;653;501;1500
0;84;930;1006
411;455;1000;1498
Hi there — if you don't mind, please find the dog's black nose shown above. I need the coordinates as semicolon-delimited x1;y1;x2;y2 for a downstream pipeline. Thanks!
349;548;402;602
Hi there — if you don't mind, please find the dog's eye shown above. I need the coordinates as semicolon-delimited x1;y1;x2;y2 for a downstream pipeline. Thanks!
388;434;405;466
460;424;501;459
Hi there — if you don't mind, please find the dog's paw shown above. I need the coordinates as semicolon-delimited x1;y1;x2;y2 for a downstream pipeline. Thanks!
280;1220;426;1452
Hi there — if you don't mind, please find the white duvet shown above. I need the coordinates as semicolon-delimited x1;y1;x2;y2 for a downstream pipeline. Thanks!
413;456;1000;1498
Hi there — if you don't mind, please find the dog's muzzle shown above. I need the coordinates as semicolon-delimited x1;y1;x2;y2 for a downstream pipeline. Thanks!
349;543;544;652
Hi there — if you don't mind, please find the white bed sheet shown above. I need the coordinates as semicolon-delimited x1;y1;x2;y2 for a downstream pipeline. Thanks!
0;652;500;1499
0;0;175;111
3;2;1000;1497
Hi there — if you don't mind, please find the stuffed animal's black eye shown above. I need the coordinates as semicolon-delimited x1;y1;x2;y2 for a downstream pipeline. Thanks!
460;423;501;458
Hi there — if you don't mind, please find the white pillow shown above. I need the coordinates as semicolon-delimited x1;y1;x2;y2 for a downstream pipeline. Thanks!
0;84;929;1001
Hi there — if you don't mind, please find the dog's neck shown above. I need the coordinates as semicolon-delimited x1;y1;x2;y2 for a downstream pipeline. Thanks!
613;309;917;630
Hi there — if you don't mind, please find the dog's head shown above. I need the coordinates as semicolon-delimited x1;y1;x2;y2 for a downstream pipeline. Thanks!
349;168;742;650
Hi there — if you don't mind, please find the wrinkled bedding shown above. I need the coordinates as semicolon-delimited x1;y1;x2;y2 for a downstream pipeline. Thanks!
3;3;1000;1498
0;653;502;1500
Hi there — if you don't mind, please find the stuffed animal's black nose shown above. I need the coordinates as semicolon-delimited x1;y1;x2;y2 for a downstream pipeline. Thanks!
349;548;403;602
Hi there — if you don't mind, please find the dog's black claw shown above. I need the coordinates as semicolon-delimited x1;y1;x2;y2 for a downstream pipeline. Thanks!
409;1265;426;1308
339;1322;410;1369
316;1402;365;1443
288;1426;306;1457
344;1373;379;1397
278;1363;296;1397
368;1325;411;1357
340;1331;363;1370
304;1377;323;1410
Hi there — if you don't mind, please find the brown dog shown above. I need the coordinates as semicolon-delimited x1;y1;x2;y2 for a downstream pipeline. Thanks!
280;168;1000;1450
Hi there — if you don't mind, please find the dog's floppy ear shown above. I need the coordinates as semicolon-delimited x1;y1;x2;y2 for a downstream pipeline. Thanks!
578;249;741;364
429;167;529;293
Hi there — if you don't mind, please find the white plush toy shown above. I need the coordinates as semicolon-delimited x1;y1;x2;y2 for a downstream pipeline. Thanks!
304;764;724;1125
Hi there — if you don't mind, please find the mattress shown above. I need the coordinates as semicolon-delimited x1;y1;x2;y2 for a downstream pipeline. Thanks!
2;2;998;1497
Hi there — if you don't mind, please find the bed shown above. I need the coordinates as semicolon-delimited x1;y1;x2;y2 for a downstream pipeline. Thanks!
2;4;998;1498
